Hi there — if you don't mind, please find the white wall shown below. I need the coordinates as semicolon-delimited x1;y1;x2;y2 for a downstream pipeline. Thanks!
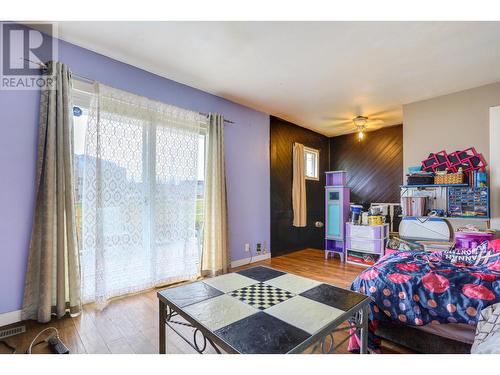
403;81;500;231
403;81;500;171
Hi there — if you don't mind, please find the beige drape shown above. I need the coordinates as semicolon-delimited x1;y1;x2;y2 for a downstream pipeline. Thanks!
201;113;229;275
22;62;81;323
292;142;307;227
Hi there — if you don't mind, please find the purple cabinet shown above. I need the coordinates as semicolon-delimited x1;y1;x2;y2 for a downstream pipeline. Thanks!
325;170;347;187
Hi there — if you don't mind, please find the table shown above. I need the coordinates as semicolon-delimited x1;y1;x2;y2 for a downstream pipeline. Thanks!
157;266;370;354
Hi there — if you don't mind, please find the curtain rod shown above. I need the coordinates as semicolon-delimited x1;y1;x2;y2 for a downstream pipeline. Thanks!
26;58;235;124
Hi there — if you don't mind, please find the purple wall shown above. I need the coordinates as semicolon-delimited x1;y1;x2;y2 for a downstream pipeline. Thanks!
0;36;270;314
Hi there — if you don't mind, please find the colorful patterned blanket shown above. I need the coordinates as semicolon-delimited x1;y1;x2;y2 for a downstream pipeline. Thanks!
349;247;500;352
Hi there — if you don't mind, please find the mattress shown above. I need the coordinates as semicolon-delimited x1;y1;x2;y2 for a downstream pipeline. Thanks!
415;323;475;344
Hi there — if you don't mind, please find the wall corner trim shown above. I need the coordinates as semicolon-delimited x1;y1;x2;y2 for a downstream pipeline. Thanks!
0;310;22;328
230;253;271;268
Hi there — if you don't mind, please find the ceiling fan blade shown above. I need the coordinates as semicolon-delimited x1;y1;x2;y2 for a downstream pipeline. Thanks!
366;108;400;118
334;120;354;127
367;118;385;125
323;116;352;122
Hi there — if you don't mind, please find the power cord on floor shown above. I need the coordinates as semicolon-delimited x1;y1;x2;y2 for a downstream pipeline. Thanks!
0;340;16;354
246;245;254;265
27;327;59;354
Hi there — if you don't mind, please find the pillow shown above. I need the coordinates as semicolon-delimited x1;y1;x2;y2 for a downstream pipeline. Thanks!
443;241;498;266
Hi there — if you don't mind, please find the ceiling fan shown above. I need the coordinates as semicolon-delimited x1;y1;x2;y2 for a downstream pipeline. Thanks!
325;110;389;140
353;116;368;141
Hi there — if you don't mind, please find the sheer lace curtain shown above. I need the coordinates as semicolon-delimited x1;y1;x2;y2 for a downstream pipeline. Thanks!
81;83;207;304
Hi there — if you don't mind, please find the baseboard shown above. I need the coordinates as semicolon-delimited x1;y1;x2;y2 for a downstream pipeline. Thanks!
0;310;22;328
0;254;270;326
231;252;271;268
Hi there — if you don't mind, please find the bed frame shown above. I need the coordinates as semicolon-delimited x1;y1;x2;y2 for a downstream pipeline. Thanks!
376;321;472;354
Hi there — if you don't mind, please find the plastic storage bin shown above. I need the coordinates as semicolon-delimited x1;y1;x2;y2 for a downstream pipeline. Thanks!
346;237;385;254
346;223;388;240
346;250;381;267
455;231;493;249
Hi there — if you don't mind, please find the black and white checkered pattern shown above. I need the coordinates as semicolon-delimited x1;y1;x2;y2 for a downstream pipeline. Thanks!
229;282;295;310
159;266;371;354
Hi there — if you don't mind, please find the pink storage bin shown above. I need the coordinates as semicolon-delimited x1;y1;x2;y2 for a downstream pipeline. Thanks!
455;231;494;250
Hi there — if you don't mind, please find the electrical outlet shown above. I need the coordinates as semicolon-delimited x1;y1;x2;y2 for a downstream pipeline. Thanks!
263;241;267;254
256;243;262;253
244;243;250;252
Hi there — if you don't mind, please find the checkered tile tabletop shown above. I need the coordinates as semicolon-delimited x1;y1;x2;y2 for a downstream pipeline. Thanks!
158;266;370;354
229;283;295;310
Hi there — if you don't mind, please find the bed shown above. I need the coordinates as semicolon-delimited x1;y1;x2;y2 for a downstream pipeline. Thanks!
349;243;500;353
375;321;474;353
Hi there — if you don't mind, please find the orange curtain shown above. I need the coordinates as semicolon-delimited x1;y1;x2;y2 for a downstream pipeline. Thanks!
292;143;307;227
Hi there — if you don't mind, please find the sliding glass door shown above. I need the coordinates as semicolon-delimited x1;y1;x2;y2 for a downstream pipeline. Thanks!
73;81;205;304
152;117;205;284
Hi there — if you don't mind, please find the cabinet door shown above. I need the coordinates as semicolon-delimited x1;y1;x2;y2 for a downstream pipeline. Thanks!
327;201;342;238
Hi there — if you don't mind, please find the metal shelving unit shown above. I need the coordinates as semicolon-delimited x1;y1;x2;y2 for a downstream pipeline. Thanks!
400;184;490;227
402;215;490;220
400;184;468;188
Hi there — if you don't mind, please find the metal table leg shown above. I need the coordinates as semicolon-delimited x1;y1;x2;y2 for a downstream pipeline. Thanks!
360;305;369;354
159;300;166;354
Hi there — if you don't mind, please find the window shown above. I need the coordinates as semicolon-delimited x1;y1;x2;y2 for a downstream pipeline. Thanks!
304;147;319;180
71;80;208;303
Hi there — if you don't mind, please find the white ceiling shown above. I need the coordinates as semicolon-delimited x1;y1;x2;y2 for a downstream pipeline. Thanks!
56;21;500;136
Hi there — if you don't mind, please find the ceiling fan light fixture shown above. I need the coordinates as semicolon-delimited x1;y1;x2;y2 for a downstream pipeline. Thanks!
353;115;368;141
352;115;368;127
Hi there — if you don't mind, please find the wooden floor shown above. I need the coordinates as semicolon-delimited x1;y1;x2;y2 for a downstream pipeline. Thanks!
0;249;413;354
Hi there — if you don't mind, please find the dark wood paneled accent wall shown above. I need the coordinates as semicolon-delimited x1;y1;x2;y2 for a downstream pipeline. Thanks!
270;116;329;256
329;125;403;203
